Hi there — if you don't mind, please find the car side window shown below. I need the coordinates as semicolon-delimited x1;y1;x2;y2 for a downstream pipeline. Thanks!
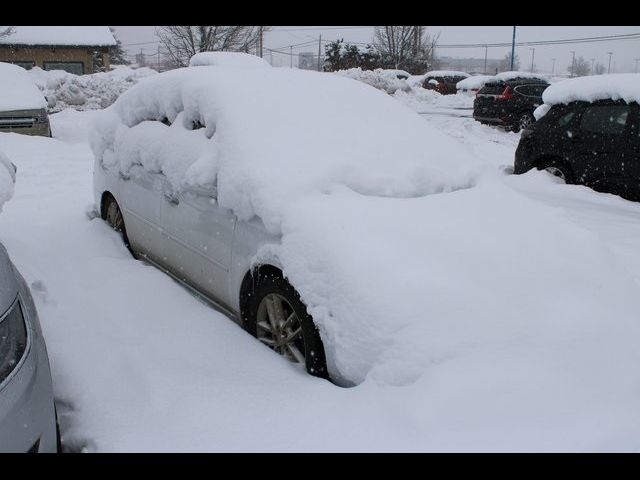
558;111;576;127
580;105;629;136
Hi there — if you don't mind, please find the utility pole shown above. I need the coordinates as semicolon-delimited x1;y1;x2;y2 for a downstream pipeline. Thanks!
608;52;613;74
157;45;160;70
510;26;516;71
290;46;293;68
484;45;488;74
570;51;576;77
259;26;263;58
529;47;535;73
590;58;595;75
551;58;556;75
317;34;322;71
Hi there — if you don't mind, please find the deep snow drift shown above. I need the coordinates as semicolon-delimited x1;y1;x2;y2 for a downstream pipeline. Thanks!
0;150;15;211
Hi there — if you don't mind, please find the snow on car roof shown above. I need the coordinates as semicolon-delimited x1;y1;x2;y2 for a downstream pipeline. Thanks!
0;26;116;46
423;70;470;78
456;75;493;90
93;66;482;231
0;150;15;213
542;73;640;106
0;62;47;111
493;71;549;82
188;52;271;68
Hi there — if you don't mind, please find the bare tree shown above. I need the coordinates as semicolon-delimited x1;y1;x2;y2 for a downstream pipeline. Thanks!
373;26;438;72
0;26;15;39
567;56;591;77
156;26;266;67
593;62;606;75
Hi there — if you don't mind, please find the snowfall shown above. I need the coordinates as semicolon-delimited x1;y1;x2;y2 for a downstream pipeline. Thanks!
3;65;640;453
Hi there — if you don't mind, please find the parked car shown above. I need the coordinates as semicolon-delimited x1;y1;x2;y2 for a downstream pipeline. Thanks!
0;242;60;453
422;71;470;95
92;62;479;387
382;69;410;80
514;74;640;201
0;62;51;137
473;73;549;132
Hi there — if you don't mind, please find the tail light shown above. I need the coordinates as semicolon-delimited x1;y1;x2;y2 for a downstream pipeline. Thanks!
497;85;513;101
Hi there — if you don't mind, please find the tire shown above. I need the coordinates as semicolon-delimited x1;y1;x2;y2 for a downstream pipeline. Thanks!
54;406;62;453
102;194;133;253
538;159;574;184
243;271;329;380
513;113;535;133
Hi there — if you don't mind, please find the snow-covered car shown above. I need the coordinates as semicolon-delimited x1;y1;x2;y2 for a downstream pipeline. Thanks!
0;152;59;453
456;74;493;93
0;62;51;137
422;70;470;95
90;62;480;386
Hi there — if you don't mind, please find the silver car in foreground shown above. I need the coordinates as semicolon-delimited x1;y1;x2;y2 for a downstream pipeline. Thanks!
0;242;59;452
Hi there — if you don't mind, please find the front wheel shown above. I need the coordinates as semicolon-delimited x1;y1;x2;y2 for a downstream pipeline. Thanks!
102;194;133;254
244;272;329;380
538;159;574;184
513;113;535;132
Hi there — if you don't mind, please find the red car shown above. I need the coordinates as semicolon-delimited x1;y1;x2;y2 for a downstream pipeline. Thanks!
422;71;470;95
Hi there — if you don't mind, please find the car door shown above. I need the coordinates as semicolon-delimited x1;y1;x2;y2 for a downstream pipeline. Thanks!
118;165;167;261
160;183;237;307
573;101;633;197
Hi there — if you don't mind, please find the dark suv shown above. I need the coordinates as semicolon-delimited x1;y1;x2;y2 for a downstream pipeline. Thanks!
474;78;549;131
423;74;469;95
514;99;640;201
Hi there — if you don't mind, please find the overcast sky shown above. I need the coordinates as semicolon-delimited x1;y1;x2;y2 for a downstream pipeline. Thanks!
113;26;640;73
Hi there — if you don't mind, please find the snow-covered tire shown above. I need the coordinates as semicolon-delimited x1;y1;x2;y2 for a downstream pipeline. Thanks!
102;194;133;253
538;158;574;184
244;271;329;380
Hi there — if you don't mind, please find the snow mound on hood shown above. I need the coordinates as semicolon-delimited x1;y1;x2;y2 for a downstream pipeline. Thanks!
424;70;470;78
542;73;640;105
0;150;16;212
494;71;548;82
189;51;271;68
0;62;47;111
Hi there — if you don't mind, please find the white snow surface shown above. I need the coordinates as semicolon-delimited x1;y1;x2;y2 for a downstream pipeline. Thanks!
0;150;15;211
3;77;640;451
28;65;158;113
334;68;411;94
189;52;271;68
542;73;640;106
0;26;116;46
456;75;493;91
494;71;548;82
423;70;470;78
0;62;47;111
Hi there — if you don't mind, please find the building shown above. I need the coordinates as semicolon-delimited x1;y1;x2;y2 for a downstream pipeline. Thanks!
0;26;116;75
434;56;502;75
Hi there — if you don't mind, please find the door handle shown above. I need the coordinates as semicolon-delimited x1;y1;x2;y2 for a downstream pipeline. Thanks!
164;193;179;205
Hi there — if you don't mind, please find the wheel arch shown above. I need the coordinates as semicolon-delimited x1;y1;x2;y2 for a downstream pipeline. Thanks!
238;263;284;324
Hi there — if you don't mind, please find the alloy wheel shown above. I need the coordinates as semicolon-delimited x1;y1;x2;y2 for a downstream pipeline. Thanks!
256;293;306;364
545;166;567;182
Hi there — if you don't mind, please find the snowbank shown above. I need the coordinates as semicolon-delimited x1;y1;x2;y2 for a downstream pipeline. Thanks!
542;73;640;106
456;75;493;91
0;150;15;212
334;68;411;94
28;65;158;113
393;89;474;110
0;62;47;111
189;52;270;68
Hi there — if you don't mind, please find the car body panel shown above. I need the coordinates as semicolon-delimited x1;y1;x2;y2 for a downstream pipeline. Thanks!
0;108;51;137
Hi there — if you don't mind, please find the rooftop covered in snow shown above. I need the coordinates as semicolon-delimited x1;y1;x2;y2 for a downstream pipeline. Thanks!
0;26;116;47
542;73;640;106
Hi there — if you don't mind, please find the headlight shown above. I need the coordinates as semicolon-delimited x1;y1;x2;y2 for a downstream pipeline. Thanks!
0;300;28;384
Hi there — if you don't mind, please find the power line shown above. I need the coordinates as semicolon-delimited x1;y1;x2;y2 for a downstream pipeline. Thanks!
272;26;373;32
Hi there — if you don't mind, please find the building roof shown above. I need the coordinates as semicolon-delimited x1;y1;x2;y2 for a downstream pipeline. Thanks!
0;26;117;47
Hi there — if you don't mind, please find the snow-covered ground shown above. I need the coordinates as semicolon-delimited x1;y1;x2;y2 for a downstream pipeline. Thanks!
2;91;640;451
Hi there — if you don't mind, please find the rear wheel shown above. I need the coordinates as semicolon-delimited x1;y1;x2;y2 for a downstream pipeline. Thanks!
102;194;132;252
244;271;329;380
517;113;535;132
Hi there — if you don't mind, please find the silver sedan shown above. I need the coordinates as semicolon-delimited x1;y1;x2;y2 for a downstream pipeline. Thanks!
0;242;59;452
